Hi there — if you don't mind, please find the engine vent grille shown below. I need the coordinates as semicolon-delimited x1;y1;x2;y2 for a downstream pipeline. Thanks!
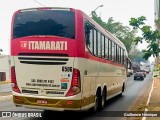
18;53;69;65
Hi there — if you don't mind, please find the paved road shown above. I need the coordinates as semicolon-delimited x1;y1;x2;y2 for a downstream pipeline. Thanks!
0;73;153;120
0;84;11;93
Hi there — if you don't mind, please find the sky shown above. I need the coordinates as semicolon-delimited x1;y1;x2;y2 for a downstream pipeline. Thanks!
0;0;155;61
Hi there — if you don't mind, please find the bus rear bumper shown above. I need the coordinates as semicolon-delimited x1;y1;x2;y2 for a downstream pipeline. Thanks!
13;95;82;111
14;103;82;111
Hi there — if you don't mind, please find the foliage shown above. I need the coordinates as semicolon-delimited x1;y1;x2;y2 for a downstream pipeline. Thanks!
92;13;137;54
129;16;160;59
128;50;145;63
91;12;145;63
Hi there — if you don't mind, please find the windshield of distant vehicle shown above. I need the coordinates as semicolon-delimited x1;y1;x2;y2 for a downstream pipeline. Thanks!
135;72;143;76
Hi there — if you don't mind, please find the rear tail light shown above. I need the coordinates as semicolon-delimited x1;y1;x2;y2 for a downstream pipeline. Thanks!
11;66;21;93
66;68;81;96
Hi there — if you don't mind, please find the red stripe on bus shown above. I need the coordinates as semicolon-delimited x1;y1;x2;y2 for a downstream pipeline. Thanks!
85;52;124;67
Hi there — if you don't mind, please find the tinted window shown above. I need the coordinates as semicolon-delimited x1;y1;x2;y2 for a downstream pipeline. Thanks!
13;10;75;39
94;29;97;55
102;35;105;58
135;72;143;76
112;42;115;61
98;32;101;57
108;40;112;60
105;37;109;59
85;21;94;53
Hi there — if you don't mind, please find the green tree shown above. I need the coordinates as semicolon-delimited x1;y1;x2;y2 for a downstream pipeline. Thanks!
129;16;160;60
92;13;137;54
91;12;145;63
129;50;145;63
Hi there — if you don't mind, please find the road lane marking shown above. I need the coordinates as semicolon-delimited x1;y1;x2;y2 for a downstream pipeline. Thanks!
142;77;154;120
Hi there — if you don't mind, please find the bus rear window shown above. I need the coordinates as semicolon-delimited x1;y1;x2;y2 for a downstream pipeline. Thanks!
13;10;75;39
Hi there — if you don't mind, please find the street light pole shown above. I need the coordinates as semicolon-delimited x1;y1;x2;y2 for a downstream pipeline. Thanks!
155;18;160;67
89;5;104;17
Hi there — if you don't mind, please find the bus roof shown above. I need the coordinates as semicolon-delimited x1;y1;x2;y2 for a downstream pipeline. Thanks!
18;7;71;12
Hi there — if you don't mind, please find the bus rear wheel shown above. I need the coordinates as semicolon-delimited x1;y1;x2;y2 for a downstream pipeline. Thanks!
94;89;102;111
90;89;102;112
101;88;106;109
119;83;125;97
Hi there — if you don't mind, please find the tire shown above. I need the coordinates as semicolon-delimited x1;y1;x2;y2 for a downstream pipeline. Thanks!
90;89;102;112
101;88;106;109
119;84;125;97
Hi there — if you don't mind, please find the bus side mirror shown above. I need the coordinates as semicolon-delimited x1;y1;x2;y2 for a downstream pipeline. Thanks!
128;63;131;69
127;58;132;69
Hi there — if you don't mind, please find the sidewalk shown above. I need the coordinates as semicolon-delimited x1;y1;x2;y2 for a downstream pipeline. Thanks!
144;76;160;120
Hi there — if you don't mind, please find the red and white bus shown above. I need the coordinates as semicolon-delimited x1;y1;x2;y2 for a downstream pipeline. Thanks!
11;7;129;112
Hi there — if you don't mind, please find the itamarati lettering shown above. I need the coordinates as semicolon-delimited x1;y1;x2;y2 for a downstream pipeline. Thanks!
28;41;67;50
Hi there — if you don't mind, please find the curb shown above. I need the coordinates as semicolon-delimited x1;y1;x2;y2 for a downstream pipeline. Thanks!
142;77;154;120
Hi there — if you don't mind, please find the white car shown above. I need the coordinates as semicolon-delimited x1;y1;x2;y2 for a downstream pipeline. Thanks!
127;68;133;76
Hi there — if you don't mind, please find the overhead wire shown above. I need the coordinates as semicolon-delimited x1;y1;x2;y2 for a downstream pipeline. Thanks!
32;0;46;7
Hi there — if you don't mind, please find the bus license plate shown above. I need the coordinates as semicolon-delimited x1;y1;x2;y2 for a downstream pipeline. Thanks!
37;100;48;104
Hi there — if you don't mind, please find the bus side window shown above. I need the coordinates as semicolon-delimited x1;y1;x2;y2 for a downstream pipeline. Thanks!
85;22;94;53
105;37;109;59
85;24;90;46
102;35;105;58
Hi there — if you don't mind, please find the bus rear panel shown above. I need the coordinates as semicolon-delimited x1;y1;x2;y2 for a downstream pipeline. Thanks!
11;8;84;111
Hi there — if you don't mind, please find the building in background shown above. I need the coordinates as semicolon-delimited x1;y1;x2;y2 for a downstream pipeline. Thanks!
0;55;10;81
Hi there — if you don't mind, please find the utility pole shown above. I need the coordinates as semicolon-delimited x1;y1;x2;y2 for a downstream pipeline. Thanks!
154;0;160;68
157;39;159;67
155;18;160;68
